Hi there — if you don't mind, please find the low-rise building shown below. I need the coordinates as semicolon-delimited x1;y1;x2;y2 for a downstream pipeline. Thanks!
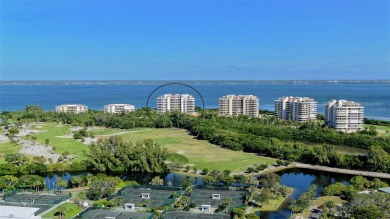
219;95;259;117
274;97;317;122
55;104;88;114
325;99;364;132
104;104;135;113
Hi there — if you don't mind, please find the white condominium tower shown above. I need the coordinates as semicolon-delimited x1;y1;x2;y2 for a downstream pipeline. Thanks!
55;104;88;114
219;95;259;117
274;97;317;122
325;100;364;132
104;104;135;114
157;94;195;114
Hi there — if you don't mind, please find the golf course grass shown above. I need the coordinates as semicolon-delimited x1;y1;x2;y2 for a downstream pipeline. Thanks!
0;141;22;163
108;128;277;172
29;123;88;159
364;124;390;136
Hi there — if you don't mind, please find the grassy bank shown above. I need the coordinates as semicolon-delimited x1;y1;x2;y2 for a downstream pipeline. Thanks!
42;202;82;219
251;187;294;212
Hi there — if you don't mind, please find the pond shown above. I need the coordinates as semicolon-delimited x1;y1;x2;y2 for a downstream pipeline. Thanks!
258;168;354;219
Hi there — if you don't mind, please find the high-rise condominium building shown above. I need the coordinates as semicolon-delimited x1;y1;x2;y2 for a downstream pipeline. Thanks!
157;94;195;114
274;97;317;122
325;100;364;132
104;104;135;114
219;95;259;117
55;104;88;114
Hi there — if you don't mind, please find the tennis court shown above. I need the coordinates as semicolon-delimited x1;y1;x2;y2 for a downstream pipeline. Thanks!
189;189;245;208
164;212;231;219
116;187;176;207
81;209;153;219
5;192;71;205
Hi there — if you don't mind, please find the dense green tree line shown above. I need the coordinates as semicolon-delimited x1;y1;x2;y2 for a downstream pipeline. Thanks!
320;176;390;219
0;174;44;192
188;117;390;173
85;136;168;173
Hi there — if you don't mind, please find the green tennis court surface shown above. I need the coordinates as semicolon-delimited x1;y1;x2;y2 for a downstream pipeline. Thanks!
164;212;231;219
190;189;246;208
81;209;153;219
115;187;177;207
4;192;71;205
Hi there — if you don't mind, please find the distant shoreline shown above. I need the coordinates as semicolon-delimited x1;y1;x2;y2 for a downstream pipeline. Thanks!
1;80;390;85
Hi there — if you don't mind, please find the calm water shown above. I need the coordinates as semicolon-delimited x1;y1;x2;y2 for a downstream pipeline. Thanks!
259;168;354;219
1;83;390;120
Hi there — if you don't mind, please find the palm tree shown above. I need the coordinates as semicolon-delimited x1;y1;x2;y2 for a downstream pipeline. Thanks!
34;181;42;193
55;204;69;219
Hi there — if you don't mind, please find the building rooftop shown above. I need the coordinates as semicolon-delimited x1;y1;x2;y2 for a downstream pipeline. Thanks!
378;187;390;194
0;206;40;219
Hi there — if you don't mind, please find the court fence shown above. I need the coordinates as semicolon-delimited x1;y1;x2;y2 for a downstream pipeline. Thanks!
4;190;72;205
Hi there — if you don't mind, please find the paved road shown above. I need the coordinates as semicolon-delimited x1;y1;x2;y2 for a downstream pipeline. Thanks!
294;162;390;179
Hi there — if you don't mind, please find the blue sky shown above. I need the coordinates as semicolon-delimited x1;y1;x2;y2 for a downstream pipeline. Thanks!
1;0;389;80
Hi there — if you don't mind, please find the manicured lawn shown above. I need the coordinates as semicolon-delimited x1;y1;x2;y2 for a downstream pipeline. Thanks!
88;128;142;136
0;141;22;163
42;202;82;219
364;125;390;136
251;187;294;212
30;123;88;159
114;128;276;172
252;196;286;212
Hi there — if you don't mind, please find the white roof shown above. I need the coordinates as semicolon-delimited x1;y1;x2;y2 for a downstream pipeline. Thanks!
0;206;40;219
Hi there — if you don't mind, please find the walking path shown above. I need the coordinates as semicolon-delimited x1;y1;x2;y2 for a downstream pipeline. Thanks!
293;162;390;179
231;162;390;179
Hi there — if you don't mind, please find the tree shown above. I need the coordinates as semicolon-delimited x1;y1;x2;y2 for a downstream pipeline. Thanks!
180;177;193;189
33;180;42;192
55;204;69;219
223;169;231;176
193;166;198;174
258;173;280;188
246;213;260;219
202;168;209;175
254;188;271;205
61;151;70;157
350;176;369;191
55;178;67;193
8;127;19;138
48;158;53;164
232;208;245;218
0;175;18;191
76;191;87;202
324;200;335;211
352;205;385;219
202;175;217;185
149;176;164;186
45;138;49;146
367;145;390;172
87;178;117;200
